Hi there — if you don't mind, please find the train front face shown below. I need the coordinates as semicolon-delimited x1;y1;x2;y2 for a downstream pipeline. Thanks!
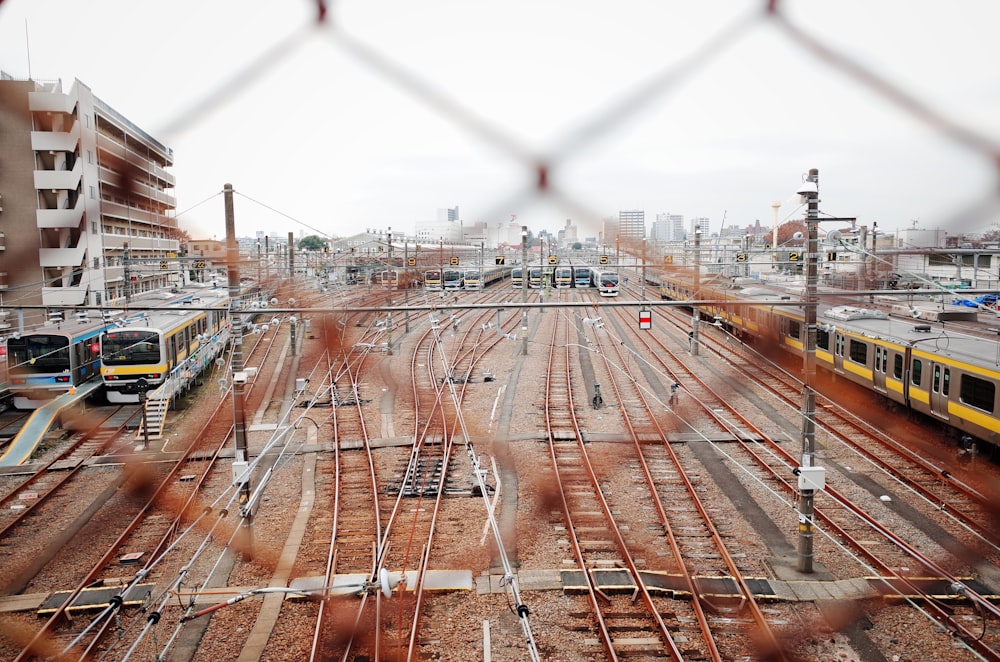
101;329;166;403
7;333;97;408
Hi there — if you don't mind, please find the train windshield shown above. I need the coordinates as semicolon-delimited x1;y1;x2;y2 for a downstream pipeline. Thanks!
601;273;620;286
103;330;162;365
7;335;70;374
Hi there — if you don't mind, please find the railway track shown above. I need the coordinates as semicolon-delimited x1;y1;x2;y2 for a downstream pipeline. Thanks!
604;297;1000;659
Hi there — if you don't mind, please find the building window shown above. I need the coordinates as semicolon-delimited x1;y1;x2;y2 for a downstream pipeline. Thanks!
89;186;96;199
87;150;93;164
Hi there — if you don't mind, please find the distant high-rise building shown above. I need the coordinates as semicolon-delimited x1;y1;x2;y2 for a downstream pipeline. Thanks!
691;217;711;237
618;209;645;239
652;213;685;242
562;218;579;246
417;207;463;244
0;74;179;328
438;206;459;223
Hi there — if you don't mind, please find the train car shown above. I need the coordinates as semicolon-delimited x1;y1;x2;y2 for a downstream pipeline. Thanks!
443;269;465;291
553;266;574;289
464;269;482;290
480;265;512;288
511;267;524;289
659;273;1000;453
592;270;620;296
424;270;442;291
573;266;592;288
6;312;113;409
101;287;230;404
375;270;400;289
528;267;544;289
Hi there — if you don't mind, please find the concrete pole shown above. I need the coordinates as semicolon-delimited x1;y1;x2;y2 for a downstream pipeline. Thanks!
799;167;820;573
404;240;410;333
771;201;781;270
387;227;393;355
224;183;252;557
521;226;528;356
641;237;646;300
691;229;701;356
287;231;294;279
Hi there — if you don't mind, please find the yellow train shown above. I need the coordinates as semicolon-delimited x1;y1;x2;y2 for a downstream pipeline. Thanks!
660;275;1000;455
101;286;230;404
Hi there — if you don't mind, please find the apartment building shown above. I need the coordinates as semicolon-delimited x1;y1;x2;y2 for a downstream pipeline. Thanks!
0;74;180;329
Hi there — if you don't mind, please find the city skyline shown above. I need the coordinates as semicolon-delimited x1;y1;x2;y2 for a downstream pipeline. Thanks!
1;1;998;242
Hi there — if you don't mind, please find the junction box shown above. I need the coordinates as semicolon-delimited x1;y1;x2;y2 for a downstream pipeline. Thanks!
796;466;826;491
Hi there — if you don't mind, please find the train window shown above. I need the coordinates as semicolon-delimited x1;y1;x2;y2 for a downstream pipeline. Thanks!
942;367;950;396
893;354;903;380
787;319;801;341
848;339;867;364
816;328;830;350
960;374;995;413
911;359;923;385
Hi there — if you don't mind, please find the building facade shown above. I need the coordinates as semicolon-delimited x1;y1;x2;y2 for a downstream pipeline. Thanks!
618;209;645;239
0;74;180;329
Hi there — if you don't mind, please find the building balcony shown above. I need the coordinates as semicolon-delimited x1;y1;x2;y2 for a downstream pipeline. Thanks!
31;123;80;153
101;235;180;252
99;200;158;225
39;245;87;268
28;90;76;114
96;134;175;188
37;197;84;229
98;167;176;208
42;285;89;307
34;160;82;192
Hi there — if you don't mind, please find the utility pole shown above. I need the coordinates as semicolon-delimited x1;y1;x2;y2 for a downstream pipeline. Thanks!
123;242;132;303
870;222;878;303
797;168;824;573
521;225;528;356
404;239;410;333
225;183;252;559
691;229;701;356
641;237;646;300
287;231;294;279
386;226;393;355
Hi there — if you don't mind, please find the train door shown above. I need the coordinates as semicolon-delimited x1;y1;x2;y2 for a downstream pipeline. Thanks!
872;345;887;393
929;362;951;419
832;332;845;374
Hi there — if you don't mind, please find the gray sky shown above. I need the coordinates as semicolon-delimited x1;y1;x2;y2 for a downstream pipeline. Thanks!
2;0;999;242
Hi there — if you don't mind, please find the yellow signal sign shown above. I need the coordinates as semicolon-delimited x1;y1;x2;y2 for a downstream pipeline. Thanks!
194;260;206;269
160;260;169;269
663;255;673;265
548;255;558;265
788;252;800;262
450;256;459;266
407;257;416;267
599;255;609;265
495;256;505;265
736;253;747;262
